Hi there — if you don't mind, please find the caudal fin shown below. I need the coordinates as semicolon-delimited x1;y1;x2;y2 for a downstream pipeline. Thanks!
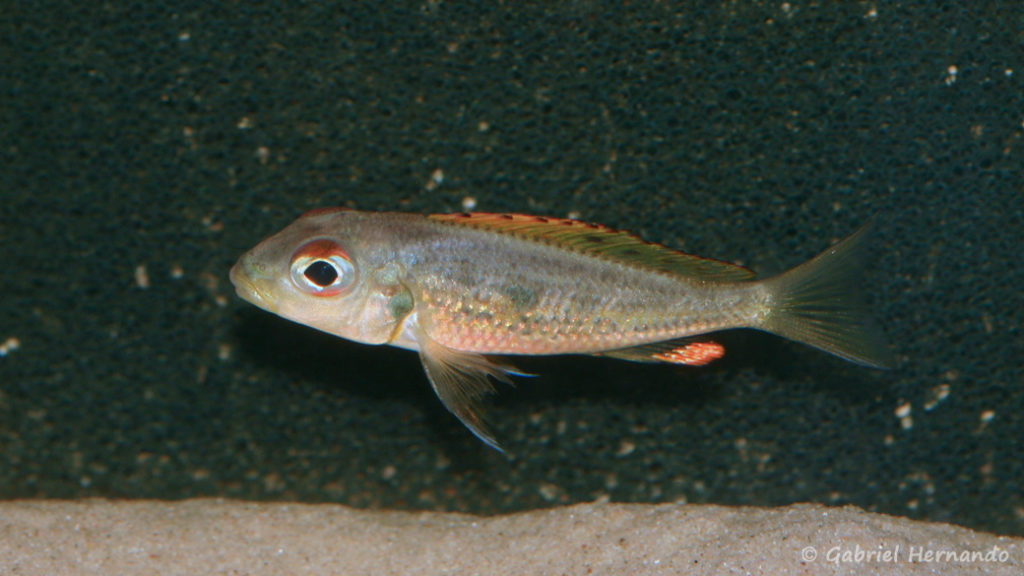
760;224;894;368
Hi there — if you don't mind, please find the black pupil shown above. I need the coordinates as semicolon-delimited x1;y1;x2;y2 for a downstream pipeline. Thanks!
304;260;338;287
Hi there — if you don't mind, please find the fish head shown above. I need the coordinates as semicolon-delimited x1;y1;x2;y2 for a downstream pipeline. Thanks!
230;208;401;345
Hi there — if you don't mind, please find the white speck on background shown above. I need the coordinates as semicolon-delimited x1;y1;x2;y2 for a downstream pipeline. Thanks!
923;383;951;411
425;168;444;191
944;65;959;86
616;440;636;457
977;410;995;433
135;264;151;289
0;337;21;357
895;401;913;430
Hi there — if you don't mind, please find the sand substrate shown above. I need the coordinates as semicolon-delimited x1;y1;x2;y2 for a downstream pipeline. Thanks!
1;499;1021;575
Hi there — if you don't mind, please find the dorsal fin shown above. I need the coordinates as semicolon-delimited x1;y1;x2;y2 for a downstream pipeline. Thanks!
429;212;755;281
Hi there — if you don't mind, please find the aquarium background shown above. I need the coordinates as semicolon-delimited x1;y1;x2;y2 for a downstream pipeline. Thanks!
2;1;1021;535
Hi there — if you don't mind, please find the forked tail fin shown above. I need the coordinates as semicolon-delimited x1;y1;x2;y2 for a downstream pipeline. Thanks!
760;224;894;368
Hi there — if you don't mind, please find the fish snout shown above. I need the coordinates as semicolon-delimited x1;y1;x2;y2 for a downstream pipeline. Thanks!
229;255;277;312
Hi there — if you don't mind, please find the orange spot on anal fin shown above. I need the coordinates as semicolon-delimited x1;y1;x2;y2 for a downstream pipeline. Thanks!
651;341;725;366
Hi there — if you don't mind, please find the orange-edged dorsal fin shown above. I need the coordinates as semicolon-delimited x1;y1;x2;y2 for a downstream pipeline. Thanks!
429;212;755;281
597;338;726;367
300;206;352;218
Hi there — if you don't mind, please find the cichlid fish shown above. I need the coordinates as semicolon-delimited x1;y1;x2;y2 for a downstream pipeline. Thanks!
230;209;891;449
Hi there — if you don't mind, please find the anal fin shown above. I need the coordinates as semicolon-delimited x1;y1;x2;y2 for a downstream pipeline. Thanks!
598;338;725;367
415;327;521;451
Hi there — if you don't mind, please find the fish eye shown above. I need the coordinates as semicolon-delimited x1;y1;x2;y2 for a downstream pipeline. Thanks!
289;240;356;296
303;260;338;287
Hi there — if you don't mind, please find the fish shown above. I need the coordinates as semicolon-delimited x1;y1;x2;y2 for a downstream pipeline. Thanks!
230;209;892;449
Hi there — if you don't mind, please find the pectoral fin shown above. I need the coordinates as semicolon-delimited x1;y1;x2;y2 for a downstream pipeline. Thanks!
415;328;521;451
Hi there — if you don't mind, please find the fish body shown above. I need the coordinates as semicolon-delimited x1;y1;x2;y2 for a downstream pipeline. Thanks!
231;209;891;448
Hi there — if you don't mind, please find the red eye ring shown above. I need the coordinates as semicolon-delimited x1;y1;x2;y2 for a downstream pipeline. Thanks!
289;239;356;296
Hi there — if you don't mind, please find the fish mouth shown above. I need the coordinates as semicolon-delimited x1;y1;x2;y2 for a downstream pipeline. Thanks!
229;259;277;312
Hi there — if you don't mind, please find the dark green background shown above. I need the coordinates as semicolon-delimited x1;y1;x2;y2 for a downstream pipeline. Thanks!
3;1;1021;535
